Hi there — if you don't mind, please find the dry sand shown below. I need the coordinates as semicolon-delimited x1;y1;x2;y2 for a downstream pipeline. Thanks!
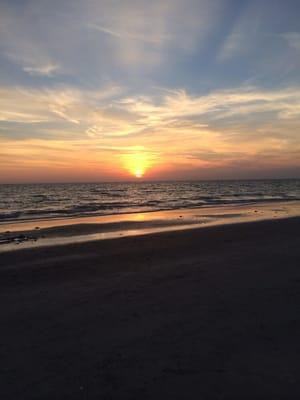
1;215;300;399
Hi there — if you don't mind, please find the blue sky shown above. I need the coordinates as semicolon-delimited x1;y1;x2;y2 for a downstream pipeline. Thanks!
0;0;300;181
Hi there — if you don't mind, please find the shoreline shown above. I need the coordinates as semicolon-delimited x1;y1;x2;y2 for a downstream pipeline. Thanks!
1;197;298;226
0;200;300;252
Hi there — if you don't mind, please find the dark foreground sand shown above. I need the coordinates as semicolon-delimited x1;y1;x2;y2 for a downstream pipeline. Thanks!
1;217;300;399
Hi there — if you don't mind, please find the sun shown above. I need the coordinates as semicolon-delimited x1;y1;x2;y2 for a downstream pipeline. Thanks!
123;151;152;179
134;169;143;178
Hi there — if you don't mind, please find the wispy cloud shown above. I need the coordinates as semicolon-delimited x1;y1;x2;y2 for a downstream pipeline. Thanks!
0;0;224;75
88;23;170;45
1;85;299;172
217;1;300;69
0;84;122;126
281;32;300;51
23;63;61;77
217;32;243;62
1;84;300;132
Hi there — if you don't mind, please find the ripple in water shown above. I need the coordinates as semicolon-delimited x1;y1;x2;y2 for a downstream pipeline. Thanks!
0;180;299;222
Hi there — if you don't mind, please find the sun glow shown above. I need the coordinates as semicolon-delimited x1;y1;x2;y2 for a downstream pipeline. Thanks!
123;151;154;179
134;168;143;178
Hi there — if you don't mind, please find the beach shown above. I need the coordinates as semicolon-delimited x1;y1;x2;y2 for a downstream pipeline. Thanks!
1;204;300;399
1;200;300;251
1;0;299;396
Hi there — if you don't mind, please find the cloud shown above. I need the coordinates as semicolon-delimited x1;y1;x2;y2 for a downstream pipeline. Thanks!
1;84;300;138
217;1;260;62
0;4;61;77
0;85;300;179
0;84;300;178
281;32;300;51
0;83;299;181
218;32;244;62
23;63;61;77
0;84;123;130
115;86;300;138
0;0;225;77
88;23;170;45
217;2;300;69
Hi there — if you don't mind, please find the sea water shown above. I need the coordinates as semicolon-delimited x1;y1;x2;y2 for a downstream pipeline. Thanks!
0;180;299;223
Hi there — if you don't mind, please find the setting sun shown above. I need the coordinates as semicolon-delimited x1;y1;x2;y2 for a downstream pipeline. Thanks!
134;168;143;178
123;150;157;179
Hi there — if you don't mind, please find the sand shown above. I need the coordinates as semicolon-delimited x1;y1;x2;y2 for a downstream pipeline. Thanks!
1;200;300;252
1;215;300;399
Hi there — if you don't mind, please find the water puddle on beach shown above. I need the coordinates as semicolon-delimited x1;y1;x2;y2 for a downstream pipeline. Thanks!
0;221;212;252
0;201;299;253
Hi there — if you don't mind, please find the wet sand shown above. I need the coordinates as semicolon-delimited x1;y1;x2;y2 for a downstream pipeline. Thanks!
1;200;300;251
1;215;300;399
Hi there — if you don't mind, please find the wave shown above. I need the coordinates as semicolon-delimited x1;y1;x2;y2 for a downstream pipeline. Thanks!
1;180;299;223
0;197;298;223
0;211;23;220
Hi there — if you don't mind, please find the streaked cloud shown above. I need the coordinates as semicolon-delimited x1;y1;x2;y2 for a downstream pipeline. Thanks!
0;0;224;75
0;84;299;181
23;63;61;77
88;23;171;45
281;32;300;51
1;84;300;134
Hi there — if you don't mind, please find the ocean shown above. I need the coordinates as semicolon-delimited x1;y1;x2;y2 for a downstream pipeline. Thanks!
0;180;299;223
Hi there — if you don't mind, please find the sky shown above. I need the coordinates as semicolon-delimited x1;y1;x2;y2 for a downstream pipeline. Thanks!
0;0;300;182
